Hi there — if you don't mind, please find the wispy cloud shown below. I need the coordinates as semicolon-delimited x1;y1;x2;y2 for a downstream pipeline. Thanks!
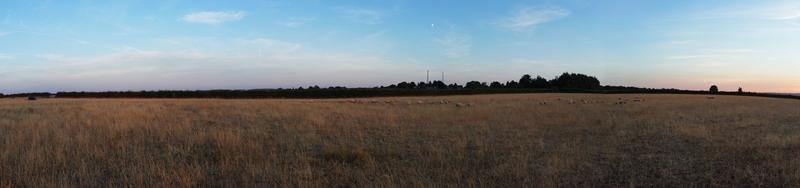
0;53;13;60
337;7;383;24
2;37;422;92
277;17;316;28
0;31;11;37
181;11;245;25
434;30;471;58
693;1;800;21
667;54;720;60
494;7;570;31
765;4;800;20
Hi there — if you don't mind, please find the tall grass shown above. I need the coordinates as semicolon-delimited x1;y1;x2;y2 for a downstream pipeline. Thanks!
1;94;799;187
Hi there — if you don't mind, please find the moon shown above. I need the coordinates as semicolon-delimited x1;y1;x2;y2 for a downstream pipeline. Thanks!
431;24;435;28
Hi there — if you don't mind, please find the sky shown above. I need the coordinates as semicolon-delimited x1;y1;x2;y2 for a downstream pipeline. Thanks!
0;0;798;93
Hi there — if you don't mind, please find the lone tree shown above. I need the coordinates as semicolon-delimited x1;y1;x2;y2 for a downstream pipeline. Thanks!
709;85;719;93
738;87;743;93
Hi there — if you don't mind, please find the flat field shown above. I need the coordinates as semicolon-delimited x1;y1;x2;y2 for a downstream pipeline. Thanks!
1;94;799;187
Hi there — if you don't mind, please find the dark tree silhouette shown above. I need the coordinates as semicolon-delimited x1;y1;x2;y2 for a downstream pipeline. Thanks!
506;80;519;88
532;76;549;88
489;81;504;88
417;82;428;89
519;74;533;88
465;81;485;89
396;82;411;89
447;83;462;89
550;72;601;89
430;80;448;89
710;85;719;93
738;87;743;93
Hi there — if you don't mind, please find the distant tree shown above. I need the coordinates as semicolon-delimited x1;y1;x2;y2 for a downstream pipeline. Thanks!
396;81;410;89
550;72;601;89
465;81;485;89
447;83;463;89
396;81;419;89
505;81;519;88
532;76;549;88
519;74;533;88
417;82;428;89
738;87;743;93
710;85;719;93
431;80;448;89
489;81;504;88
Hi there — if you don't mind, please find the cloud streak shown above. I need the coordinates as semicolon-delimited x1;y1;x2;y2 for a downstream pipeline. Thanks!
0;53;13;60
338;7;383;24
277;17;316;28
495;7;569;31
181;11;245;25
434;31;471;58
0;37;424;92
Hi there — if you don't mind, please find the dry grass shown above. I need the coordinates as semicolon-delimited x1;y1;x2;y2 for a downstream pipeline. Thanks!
1;94;799;187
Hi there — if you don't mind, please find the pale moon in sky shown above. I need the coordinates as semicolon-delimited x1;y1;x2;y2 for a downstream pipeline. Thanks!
431;24;435;27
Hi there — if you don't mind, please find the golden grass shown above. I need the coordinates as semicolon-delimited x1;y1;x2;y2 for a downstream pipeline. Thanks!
1;94;799;187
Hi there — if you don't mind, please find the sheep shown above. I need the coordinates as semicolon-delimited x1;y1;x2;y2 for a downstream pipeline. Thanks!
455;103;465;107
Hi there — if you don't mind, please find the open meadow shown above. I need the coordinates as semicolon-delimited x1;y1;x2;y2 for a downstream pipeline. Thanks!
1;94;799;187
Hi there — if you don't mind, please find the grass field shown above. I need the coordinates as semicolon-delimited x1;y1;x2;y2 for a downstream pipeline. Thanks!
1;94;799;187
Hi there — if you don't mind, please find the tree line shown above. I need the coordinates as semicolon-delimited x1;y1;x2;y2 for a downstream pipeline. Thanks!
3;72;798;100
384;72;601;90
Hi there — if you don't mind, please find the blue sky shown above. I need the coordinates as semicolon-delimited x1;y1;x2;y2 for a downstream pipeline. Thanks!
1;0;798;93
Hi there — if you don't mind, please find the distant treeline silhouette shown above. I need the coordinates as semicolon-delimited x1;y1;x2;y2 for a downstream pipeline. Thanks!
384;73;601;90
3;72;799;100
